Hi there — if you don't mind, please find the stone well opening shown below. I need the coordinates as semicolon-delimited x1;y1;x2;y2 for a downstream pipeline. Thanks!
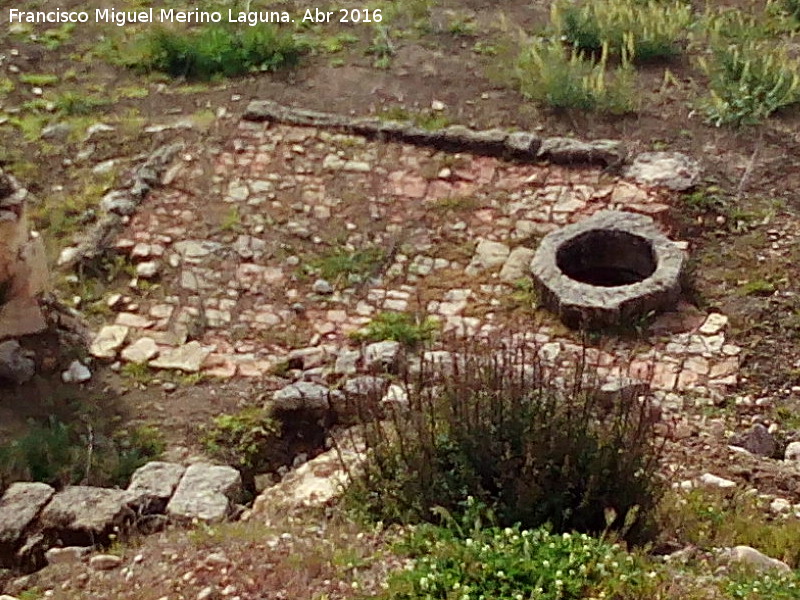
530;210;686;329
555;230;656;287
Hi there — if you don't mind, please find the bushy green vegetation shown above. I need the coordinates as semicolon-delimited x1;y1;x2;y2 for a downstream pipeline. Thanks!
352;311;439;349
138;25;303;80
553;0;693;61
698;38;800;126
515;40;636;113
307;246;386;286
346;340;663;544
0;418;165;489
201;408;282;473
384;500;646;600
661;488;800;567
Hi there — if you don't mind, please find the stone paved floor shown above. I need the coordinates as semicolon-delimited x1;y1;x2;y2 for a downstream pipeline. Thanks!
90;120;740;397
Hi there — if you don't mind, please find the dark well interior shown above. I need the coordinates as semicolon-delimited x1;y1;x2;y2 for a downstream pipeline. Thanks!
555;230;656;287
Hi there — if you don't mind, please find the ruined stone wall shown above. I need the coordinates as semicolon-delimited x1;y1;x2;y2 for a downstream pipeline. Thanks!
0;169;48;339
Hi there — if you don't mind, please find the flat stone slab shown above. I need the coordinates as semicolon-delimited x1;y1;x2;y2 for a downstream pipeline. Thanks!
623;151;701;191
127;461;186;514
271;381;338;412
39;487;134;546
89;325;129;359
149;341;212;372
166;463;242;523
0;482;54;565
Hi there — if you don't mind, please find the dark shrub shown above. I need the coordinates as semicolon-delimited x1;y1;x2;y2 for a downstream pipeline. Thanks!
142;24;302;80
345;336;664;544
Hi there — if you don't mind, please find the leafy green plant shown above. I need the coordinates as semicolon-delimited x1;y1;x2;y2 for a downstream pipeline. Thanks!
698;38;800;126
0;417;81;487
384;499;647;600
515;39;637;113
202;408;282;473
784;0;800;20
552;0;693;61
660;488;800;567
138;24;303;80
18;73;59;86
54;91;106;116
219;205;242;232
307;246;385;286
107;425;166;486
724;569;800;600
352;311;439;349
346;337;664;544
0;418;164;489
367;25;395;69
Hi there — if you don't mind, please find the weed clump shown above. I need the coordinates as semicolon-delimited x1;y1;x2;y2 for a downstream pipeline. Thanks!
352;311;439;349
201;408;282;474
0;417;165;489
698;38;800;126
515;40;636;113
140;25;303;80
552;0;693;62
346;338;664;544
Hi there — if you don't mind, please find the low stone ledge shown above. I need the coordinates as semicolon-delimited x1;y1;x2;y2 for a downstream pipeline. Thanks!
165;463;242;524
38;486;135;547
0;482;54;568
245;100;587;161
126;461;186;515
60;142;183;272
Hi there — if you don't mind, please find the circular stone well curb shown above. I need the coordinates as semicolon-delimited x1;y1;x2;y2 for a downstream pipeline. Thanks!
530;210;685;329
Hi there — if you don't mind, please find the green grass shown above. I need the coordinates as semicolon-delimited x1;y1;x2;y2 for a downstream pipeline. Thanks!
660;488;800;567
352;311;439;348
553;0;693;62
698;38;800;126
307;246;386;286
383;501;646;600
53;91;107;116
121;362;157;386
18;73;59;86
137;24;304;80
0;417;164;488
320;32;360;53
515;39;637;113
0;77;14;96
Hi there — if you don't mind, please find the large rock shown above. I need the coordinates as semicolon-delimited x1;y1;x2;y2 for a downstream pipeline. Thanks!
0;482;54;567
466;239;510;274
89;325;129;359
39;487;134;546
271;381;338;412
538;138;626;166
499;247;535;283
730;423;776;458
0;340;35;384
126;461;186;514
149;341;212;373
166;463;242;523
364;340;402;372
334;376;389;422
250;436;364;515
623;151;701;191
726;545;791;574
785;441;800;461
0;169;49;339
